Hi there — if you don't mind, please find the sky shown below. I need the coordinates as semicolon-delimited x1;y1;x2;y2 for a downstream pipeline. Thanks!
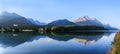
0;0;120;28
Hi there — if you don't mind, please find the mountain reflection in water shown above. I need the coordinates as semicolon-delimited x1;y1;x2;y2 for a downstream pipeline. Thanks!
0;31;116;54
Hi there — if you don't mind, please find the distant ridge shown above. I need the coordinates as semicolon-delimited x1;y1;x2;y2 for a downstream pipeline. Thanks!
47;19;76;26
27;18;46;25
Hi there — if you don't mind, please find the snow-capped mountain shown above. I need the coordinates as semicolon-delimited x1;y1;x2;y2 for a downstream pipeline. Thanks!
73;16;118;30
73;16;103;26
47;19;76;26
27;18;46;25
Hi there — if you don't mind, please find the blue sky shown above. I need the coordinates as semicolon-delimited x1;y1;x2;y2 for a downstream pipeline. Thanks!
0;0;120;28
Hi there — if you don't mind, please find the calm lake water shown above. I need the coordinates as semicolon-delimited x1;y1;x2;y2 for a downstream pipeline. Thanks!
0;31;117;54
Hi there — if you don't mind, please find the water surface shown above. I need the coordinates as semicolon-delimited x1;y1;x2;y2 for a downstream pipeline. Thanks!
0;31;117;54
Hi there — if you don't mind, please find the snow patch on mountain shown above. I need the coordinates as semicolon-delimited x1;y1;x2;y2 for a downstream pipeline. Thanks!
73;16;103;26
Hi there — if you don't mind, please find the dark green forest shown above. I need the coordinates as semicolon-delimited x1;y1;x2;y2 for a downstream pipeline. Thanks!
45;25;108;32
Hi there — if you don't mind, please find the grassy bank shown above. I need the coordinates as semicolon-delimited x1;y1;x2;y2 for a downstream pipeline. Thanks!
109;31;120;54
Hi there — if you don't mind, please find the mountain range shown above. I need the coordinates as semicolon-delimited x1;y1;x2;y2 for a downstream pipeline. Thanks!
0;11;118;30
0;11;46;29
47;16;117;29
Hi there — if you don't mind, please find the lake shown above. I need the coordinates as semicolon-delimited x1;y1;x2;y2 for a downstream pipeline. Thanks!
0;31;118;54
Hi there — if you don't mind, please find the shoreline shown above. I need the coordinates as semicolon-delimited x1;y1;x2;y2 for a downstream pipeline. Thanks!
109;31;120;54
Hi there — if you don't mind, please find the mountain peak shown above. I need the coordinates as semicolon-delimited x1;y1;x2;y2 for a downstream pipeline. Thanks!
82;16;96;20
83;16;90;19
74;16;96;22
57;19;69;21
73;16;103;26
47;19;75;26
1;11;10;15
0;12;38;27
0;11;24;18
